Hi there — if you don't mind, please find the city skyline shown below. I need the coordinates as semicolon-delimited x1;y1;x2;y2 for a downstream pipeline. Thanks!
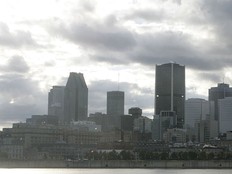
1;0;232;129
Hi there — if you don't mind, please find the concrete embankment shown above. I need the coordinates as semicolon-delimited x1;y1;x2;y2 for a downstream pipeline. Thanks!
1;160;232;168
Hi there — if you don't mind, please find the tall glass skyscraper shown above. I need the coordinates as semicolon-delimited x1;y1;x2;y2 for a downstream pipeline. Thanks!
155;63;185;128
64;72;88;123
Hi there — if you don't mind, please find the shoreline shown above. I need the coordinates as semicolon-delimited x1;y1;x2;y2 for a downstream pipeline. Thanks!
0;160;232;169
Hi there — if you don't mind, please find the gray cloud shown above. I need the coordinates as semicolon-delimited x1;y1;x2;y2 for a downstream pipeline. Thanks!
0;22;38;48
78;0;96;12
48;13;232;73
0;55;30;73
197;72;223;84
50;19;137;51
200;0;232;50
123;8;165;22
0;73;47;122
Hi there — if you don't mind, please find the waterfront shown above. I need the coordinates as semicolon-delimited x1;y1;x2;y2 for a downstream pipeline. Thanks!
1;160;232;168
0;169;232;174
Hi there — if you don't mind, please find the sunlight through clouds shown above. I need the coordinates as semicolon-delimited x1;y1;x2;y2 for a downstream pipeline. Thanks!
0;0;231;126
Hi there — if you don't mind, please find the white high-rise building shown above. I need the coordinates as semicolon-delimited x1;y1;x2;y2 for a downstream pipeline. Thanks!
218;97;232;134
185;98;209;128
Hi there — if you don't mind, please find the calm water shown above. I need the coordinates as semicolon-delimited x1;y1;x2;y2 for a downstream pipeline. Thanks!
0;169;231;174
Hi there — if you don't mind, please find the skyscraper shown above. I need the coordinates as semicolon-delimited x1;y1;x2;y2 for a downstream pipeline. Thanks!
218;97;232;134
185;98;209;128
209;83;232;121
107;91;124;117
48;86;65;123
107;91;124;130
155;63;185;128
64;72;88;123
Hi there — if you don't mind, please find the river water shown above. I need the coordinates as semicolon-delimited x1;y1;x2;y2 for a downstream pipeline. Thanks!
0;169;232;174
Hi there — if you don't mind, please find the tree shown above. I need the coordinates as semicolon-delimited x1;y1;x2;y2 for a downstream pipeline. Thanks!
207;152;214;160
120;150;134;160
160;152;169;160
108;150;119;160
170;152;178;160
198;151;207;160
188;151;197;160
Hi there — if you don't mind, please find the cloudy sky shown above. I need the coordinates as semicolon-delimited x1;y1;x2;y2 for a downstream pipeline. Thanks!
0;0;232;129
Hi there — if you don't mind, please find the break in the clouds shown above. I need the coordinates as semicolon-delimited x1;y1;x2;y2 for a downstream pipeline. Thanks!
0;0;232;127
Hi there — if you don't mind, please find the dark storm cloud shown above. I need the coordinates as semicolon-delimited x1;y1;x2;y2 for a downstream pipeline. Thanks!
0;55;47;123
48;0;232;73
130;32;196;64
197;72;223;84
0;22;37;48
50;16;229;72
51;20;136;51
200;0;232;49
201;0;232;23
0;103;45;122
0;56;30;73
0;74;37;95
88;80;154;116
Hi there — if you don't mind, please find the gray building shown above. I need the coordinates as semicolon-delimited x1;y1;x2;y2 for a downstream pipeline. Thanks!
152;111;177;140
209;83;232;121
218;97;232;134
48;86;65;123
185;98;209;128
64;72;88;123
128;107;142;118
155;63;185;128
107;91;124;117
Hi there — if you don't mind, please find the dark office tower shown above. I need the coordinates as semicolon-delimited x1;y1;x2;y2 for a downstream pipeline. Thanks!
107;91;124;117
209;83;232;121
155;63;185;128
48;86;65;124
64;72;88;123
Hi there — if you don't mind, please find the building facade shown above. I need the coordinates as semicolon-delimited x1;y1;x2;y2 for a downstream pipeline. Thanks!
185;98;209;128
155;63;185;128
209;83;232;121
107;91;124;117
218;97;232;134
64;72;88;123
48;86;65;123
